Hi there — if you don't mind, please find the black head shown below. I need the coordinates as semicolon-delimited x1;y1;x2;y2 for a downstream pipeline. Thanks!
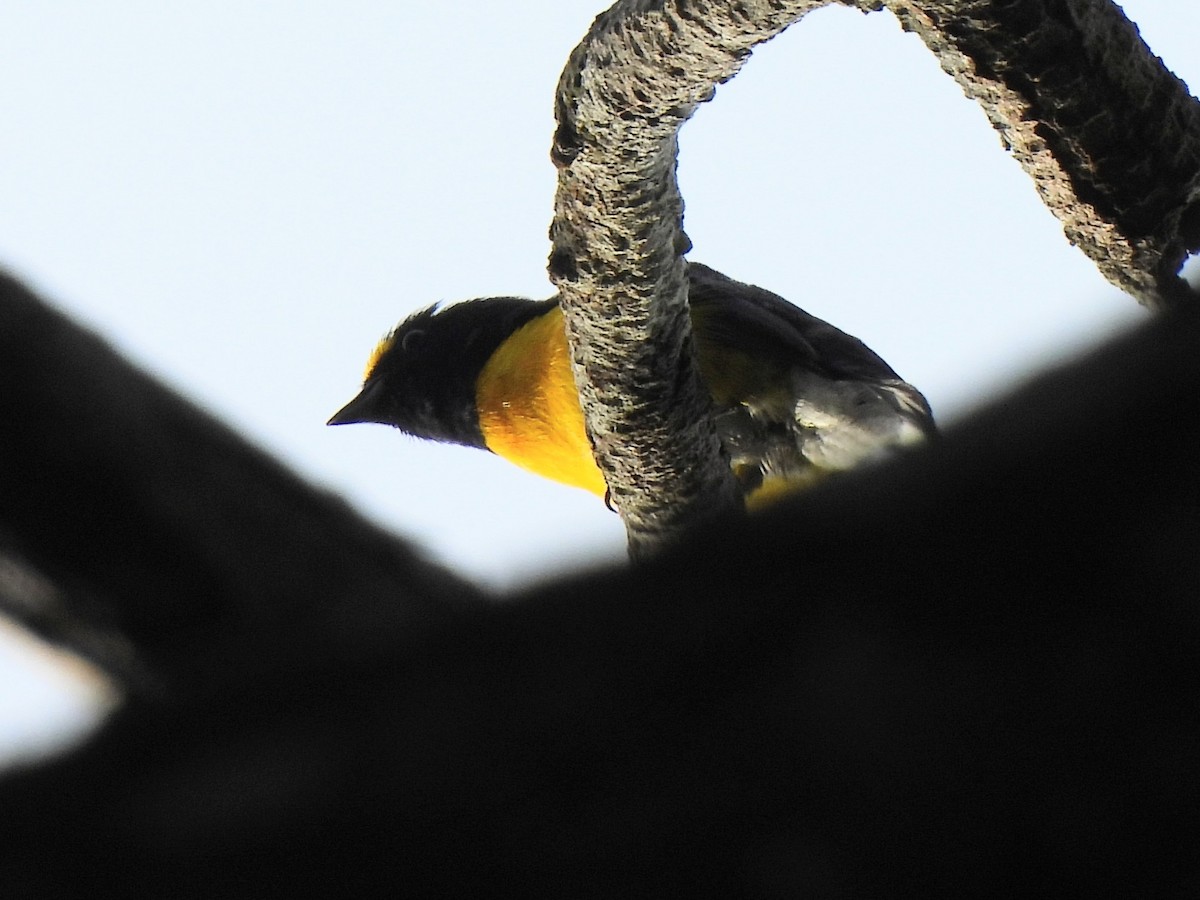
328;295;556;448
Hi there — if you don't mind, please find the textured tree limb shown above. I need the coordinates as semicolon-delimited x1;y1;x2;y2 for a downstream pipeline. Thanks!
886;0;1200;309
548;0;845;558
548;0;1200;554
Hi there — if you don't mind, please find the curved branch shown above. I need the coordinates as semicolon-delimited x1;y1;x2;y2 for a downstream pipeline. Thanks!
549;0;1200;554
887;0;1200;309
548;0;846;556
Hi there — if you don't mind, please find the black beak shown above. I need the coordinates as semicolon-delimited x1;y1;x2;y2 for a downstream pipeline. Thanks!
327;381;384;426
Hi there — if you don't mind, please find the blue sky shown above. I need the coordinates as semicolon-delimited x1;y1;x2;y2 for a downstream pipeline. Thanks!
1;1;1195;766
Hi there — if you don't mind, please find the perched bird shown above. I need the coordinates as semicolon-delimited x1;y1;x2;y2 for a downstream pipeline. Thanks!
328;263;933;506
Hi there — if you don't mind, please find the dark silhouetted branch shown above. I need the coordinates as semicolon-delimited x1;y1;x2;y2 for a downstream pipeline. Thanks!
0;269;1198;895
0;270;479;695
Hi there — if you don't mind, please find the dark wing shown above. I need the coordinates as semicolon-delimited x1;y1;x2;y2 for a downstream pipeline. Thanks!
686;261;910;384
686;263;935;470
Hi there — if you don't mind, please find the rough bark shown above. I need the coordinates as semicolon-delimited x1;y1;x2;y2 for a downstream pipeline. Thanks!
887;0;1200;308
549;0;1200;553
548;0;845;557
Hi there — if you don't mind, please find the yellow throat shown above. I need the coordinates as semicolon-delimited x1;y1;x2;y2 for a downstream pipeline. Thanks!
474;306;608;497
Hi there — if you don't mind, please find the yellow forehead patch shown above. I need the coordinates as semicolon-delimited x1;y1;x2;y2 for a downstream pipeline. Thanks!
363;332;397;382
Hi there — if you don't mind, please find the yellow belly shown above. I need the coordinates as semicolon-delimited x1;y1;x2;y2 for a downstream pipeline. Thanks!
474;304;788;500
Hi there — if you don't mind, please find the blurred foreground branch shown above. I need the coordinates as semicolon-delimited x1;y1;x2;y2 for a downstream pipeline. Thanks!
0;270;478;697
1;259;1198;893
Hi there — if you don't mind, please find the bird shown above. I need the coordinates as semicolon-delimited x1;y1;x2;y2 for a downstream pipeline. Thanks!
328;262;933;506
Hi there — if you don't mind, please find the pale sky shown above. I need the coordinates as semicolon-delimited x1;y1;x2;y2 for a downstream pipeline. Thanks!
1;1;1195;766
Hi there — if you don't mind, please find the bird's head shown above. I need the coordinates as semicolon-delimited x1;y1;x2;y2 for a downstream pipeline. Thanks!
327;295;553;448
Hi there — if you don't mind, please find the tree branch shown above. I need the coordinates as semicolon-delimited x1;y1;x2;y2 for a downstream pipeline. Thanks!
887;0;1200;309
549;0;1200;554
0;270;479;695
548;0;848;558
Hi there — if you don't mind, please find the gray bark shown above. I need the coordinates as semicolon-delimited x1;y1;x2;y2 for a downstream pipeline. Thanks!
550;0;1200;554
887;0;1200;307
549;0;842;558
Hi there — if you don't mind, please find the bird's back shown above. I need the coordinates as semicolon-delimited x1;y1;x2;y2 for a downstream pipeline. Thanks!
685;263;933;498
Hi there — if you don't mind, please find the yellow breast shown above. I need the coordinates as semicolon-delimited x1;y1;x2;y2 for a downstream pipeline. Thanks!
474;303;804;503
475;306;608;496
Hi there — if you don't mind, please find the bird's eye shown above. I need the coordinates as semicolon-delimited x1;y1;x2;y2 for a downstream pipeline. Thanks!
401;329;426;352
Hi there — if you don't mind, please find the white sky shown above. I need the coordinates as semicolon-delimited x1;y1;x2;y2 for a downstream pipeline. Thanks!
0;1;1195;766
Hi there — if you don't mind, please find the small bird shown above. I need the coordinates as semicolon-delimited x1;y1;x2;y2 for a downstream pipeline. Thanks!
328;263;933;506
